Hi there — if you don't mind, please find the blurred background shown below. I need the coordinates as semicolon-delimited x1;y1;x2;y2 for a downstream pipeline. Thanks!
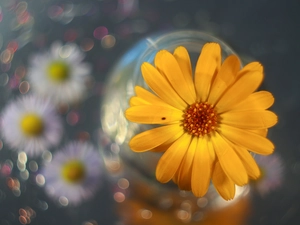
0;0;300;224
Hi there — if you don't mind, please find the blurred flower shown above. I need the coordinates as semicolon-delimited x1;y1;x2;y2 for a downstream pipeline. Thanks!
1;95;63;156
42;141;102;205
253;154;284;196
125;44;278;200
27;42;92;105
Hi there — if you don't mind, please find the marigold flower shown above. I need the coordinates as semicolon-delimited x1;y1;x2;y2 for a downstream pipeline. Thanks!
125;43;278;200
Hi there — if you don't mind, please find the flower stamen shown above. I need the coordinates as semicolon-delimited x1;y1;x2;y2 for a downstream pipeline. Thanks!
20;113;44;136
61;160;86;183
47;61;70;82
183;102;217;137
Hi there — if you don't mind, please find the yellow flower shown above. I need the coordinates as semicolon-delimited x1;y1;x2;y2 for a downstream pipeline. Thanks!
125;43;277;200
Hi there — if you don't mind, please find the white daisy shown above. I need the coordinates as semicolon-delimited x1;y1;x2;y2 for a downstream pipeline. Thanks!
1;95;63;156
27;42;92;105
42;141;103;206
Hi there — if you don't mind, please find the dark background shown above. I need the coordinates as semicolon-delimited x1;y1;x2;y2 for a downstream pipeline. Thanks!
0;0;300;224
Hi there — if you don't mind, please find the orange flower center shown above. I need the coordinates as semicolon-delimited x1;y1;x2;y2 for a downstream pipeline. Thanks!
183;102;218;137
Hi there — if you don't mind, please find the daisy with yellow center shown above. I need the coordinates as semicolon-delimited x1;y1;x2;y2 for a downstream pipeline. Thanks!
27;42;92;105
1;95;63;156
125;43;277;200
42;142;103;205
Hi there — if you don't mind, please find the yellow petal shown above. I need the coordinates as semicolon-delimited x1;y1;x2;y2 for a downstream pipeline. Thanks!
221;110;278;129
237;62;263;78
208;55;241;105
211;132;248;186
191;137;212;197
173;46;193;82
151;130;182;152
231;145;260;179
230;91;275;111
152;143;172;152
125;105;183;124
216;70;264;113
247;128;268;137
134;86;174;108
173;46;196;105
129;96;150;106
156;133;192;183
173;137;198;191
129;123;184;152
219;124;274;155
212;161;236;200
154;50;196;105
141;63;187;110
207;136;216;161
194;43;221;102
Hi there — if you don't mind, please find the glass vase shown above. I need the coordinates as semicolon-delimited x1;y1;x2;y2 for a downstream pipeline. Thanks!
100;30;250;225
